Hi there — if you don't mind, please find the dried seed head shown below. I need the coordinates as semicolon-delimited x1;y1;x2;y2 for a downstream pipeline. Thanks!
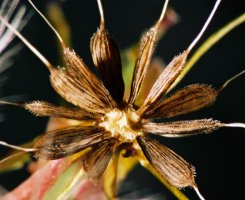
1;1;244;200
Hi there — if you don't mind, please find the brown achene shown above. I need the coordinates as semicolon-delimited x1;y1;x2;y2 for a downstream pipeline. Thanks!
0;0;244;199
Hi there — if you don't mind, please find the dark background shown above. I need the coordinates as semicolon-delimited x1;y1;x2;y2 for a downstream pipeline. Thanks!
0;0;244;199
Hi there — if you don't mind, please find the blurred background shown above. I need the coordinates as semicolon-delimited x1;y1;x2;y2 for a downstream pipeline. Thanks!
0;0;244;199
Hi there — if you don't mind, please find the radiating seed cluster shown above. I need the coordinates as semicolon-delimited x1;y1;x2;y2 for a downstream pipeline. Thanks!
1;0;244;200
18;0;224;197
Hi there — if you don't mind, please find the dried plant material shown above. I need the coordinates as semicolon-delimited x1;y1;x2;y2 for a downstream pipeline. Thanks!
63;48;115;107
136;58;166;106
128;0;169;105
122;7;179;100
128;27;160;104
142;119;223;137
82;139;117;182
0;0;244;200
143;84;217;119
135;144;190;200
35;126;110;159
135;0;222;113
50;67;110;114
137;51;188;115
168;13;245;93
24;101;100;120
91;23;124;103
137;136;196;188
